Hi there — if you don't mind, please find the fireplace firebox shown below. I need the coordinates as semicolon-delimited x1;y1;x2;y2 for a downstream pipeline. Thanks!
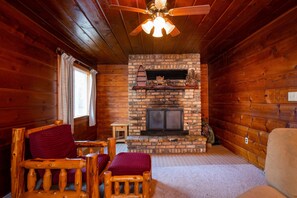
141;108;189;136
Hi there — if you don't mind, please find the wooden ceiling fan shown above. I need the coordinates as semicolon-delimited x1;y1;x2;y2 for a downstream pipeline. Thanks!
109;0;210;37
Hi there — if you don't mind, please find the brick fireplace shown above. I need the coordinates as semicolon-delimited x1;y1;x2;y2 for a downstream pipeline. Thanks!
127;54;206;153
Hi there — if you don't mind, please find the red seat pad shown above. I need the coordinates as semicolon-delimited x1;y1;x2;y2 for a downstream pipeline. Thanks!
108;152;151;176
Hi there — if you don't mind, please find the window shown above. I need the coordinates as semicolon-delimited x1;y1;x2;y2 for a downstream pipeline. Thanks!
73;65;90;118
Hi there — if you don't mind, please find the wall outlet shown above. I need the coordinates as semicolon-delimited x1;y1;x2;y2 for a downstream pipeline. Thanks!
245;136;249;144
288;92;297;101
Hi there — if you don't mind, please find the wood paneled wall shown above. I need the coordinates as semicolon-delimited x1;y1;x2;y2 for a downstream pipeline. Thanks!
0;2;97;196
201;64;209;121
97;65;128;139
74;117;97;140
208;7;297;168
0;3;58;196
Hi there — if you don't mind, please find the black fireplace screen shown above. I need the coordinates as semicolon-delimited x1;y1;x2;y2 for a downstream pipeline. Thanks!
146;108;183;132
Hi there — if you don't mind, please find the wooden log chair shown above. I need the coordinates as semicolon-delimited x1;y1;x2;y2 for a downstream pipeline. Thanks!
104;152;152;198
11;120;116;198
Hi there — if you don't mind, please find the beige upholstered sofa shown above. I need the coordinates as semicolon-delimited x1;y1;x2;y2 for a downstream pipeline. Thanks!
238;128;297;198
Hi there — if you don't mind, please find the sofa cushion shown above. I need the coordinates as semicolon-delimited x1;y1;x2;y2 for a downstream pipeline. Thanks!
108;152;151;176
265;128;297;198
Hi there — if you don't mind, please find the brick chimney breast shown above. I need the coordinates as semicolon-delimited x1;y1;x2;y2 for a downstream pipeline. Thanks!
128;54;201;136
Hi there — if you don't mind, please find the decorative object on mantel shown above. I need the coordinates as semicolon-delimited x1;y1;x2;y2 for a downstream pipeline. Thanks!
186;69;200;86
136;65;147;86
156;75;165;85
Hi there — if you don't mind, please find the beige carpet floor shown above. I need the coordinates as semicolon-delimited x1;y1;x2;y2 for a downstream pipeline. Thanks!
151;164;266;198
116;143;266;198
116;143;248;167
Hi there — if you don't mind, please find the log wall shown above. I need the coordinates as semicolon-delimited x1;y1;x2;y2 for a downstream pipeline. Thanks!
97;65;128;139
74;116;97;140
0;2;97;196
0;3;57;196
201;64;209;121
208;7;297;168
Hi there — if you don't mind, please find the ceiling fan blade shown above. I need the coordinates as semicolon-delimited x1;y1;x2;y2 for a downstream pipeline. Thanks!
166;19;180;37
168;5;210;16
129;19;150;36
170;27;180;37
155;0;167;10
109;5;149;14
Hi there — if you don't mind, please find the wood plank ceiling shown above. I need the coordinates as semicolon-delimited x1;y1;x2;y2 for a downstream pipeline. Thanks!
6;0;297;65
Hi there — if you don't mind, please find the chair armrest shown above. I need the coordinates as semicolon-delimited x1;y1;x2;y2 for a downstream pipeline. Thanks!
75;140;108;147
20;158;86;169
74;138;116;161
75;140;108;156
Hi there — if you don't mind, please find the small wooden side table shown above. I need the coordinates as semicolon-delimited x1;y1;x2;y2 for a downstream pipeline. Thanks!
111;122;129;143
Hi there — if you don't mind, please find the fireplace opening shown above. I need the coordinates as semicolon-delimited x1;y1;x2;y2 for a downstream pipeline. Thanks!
141;108;189;136
146;69;188;80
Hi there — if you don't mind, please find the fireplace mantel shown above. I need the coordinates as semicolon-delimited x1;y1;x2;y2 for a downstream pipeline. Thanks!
132;85;199;90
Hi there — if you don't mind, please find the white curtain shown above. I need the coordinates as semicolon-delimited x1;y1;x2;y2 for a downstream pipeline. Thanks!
58;53;75;130
89;69;97;126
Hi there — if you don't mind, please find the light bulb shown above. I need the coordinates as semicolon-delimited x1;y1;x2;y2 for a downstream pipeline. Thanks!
141;20;154;34
164;21;175;35
153;16;165;29
155;0;167;10
153;27;163;37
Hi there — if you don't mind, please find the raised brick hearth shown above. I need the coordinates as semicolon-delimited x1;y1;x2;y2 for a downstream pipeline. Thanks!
127;135;207;154
128;54;205;153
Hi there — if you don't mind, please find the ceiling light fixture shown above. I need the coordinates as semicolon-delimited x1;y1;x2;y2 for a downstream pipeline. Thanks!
141;14;175;38
141;20;154;34
164;21;175;35
152;26;163;37
110;0;210;37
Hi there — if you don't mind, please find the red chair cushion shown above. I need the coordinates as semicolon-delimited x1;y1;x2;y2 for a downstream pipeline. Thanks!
29;124;77;159
29;124;110;184
108;152;151;176
98;154;110;174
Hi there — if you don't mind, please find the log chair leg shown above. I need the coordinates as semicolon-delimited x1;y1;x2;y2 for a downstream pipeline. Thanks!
104;171;112;198
11;128;26;198
143;171;151;198
86;153;99;198
108;138;116;161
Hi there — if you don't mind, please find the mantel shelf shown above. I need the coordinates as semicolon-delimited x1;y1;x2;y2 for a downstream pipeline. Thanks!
132;85;199;90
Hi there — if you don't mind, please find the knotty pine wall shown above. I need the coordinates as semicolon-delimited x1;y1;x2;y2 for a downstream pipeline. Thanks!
0;5;57;196
201;64;209;121
0;2;96;196
97;65;128;139
208;7;297;169
73;116;97;140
